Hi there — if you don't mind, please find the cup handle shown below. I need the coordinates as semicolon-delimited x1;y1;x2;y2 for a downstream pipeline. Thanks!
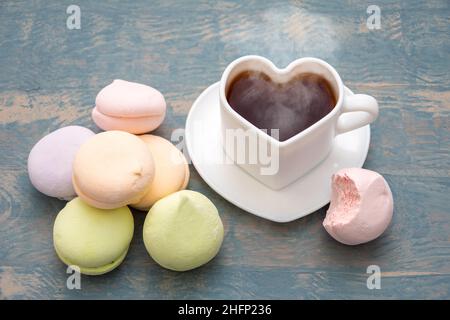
335;93;379;135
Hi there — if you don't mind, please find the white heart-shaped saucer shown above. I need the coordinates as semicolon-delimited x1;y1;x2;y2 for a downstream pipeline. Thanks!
185;82;371;222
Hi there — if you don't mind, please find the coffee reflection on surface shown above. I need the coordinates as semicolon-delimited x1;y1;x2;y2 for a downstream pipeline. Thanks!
226;71;336;141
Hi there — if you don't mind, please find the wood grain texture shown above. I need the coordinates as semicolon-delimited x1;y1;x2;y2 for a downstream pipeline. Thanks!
0;0;449;299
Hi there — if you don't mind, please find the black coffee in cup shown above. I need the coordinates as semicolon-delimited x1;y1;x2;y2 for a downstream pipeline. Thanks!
226;71;336;141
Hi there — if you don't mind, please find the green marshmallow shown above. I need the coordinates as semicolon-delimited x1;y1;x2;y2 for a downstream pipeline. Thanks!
53;197;134;275
143;190;224;271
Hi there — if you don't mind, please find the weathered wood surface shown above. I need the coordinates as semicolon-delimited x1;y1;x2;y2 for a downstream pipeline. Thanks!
0;0;449;299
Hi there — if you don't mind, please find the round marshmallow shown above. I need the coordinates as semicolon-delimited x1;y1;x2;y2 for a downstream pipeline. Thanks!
72;130;155;209
53;197;134;275
28;126;95;200
143;190;224;271
323;168;394;245
92;79;166;134
131;135;190;211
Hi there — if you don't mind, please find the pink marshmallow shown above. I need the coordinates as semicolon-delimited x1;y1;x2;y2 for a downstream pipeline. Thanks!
92;79;166;134
323;168;394;245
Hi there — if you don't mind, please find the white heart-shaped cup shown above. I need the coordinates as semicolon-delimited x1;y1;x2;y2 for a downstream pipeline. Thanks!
219;55;378;190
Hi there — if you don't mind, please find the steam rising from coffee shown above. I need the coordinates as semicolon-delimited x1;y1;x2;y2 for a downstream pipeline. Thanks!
222;4;341;65
227;71;336;141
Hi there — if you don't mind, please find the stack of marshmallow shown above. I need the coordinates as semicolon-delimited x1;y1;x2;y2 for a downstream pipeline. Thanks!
28;80;224;275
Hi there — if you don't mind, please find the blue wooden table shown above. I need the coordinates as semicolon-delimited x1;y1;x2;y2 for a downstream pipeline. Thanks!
0;0;449;299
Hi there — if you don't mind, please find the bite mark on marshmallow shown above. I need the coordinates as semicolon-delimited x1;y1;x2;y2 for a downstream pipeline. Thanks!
325;173;361;226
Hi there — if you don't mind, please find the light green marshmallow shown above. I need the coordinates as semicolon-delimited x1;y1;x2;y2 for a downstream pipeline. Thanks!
53;197;134;275
143;190;224;271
